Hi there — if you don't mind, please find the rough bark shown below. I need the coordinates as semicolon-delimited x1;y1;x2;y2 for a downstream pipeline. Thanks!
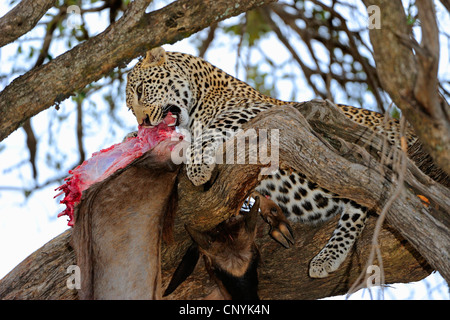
362;0;450;176
0;0;56;48
0;0;276;142
1;101;447;299
0;215;432;300
176;103;450;283
0;229;76;300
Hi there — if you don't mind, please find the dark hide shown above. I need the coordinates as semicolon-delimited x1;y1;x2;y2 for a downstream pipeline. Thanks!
164;197;261;300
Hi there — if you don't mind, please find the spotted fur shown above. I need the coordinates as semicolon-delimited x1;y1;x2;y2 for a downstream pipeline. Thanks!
126;47;415;278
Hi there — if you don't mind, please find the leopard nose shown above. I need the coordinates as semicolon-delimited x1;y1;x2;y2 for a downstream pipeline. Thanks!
141;114;152;127
136;106;163;127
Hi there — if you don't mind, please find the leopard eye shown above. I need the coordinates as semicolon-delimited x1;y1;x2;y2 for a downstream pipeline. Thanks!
136;83;143;100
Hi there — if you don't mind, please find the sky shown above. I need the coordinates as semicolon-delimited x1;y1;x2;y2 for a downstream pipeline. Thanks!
0;0;449;299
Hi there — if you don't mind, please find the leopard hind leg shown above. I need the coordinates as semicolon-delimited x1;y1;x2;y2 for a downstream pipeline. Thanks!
308;200;368;278
256;169;368;278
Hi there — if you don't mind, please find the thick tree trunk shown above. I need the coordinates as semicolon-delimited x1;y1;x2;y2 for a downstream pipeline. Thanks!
1;101;447;299
175;102;449;283
0;214;431;300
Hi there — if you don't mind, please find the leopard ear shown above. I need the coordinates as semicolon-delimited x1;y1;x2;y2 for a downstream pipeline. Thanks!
141;47;166;68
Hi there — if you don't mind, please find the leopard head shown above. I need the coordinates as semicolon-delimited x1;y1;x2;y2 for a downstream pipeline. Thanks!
126;47;191;127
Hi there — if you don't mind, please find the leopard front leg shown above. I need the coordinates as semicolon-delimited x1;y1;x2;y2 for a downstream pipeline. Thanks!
309;201;368;278
185;101;273;186
186;128;225;186
123;131;138;141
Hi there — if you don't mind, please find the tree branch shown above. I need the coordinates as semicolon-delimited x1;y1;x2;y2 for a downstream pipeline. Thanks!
0;0;276;142
260;7;327;98
362;0;450;175
198;23;218;58
0;214;431;300
172;102;450;283
0;0;56;48
268;3;384;110
1;101;448;299
414;0;441;116
438;0;450;13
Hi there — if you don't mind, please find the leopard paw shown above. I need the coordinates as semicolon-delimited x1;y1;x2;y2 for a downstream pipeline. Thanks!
308;248;344;278
186;163;216;186
123;131;138;142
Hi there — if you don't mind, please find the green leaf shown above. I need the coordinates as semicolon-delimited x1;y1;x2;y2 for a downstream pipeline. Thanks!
390;106;401;120
245;11;271;46
223;24;243;36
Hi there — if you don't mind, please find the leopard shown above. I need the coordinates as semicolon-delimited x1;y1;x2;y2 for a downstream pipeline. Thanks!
125;47;417;278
